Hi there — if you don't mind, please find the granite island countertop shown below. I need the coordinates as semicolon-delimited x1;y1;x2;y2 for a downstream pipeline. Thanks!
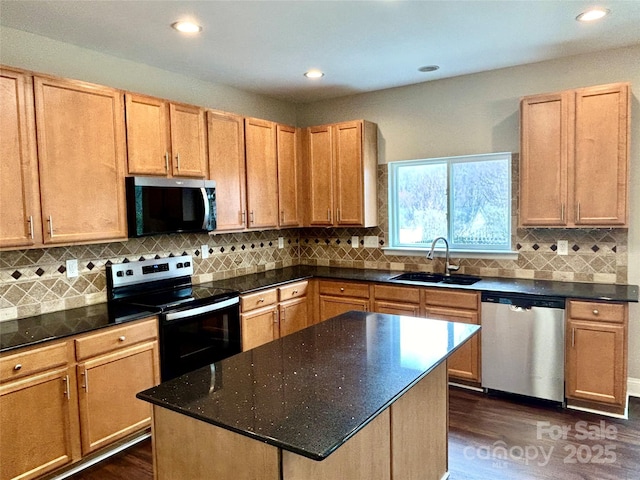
137;311;480;460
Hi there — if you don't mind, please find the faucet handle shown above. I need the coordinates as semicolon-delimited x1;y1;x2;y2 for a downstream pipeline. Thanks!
447;262;460;273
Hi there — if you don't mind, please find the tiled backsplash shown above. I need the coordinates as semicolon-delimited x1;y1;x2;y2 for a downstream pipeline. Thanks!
0;157;628;322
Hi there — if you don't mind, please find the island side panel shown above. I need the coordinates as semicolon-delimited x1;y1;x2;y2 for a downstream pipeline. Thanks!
391;361;448;480
281;408;391;480
152;406;280;480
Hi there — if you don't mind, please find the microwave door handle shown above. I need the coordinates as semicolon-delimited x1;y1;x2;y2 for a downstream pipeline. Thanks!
200;187;210;230
163;297;239;322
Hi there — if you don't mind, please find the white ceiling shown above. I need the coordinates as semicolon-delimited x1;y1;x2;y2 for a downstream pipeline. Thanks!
1;0;640;103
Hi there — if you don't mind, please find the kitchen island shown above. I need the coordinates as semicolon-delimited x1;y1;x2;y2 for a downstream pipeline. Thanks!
138;311;479;480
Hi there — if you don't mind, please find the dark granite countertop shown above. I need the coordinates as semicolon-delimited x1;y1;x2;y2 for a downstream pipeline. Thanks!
0;303;157;353
204;265;639;302
137;311;480;460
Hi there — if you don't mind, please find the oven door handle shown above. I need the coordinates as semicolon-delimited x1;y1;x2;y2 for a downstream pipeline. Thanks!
163;297;239;322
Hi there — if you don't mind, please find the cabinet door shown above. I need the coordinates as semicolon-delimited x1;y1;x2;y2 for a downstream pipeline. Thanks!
277;124;300;227
425;307;480;382
573;83;629;226
169;103;207;178
0;68;42;248
241;305;278;351
566;319;626;406
318;296;369;323
245;118;278;229
124;93;171;176
207;111;247;231
34;76;127;244
333;121;364;226
0;368;76;480
77;342;159;455
306;125;334;226
279;297;308;337
519;92;569;227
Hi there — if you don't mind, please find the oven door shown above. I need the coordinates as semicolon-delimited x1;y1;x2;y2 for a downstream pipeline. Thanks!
159;296;240;381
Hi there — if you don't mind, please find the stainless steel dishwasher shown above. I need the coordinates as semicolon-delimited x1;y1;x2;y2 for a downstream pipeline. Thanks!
481;293;565;402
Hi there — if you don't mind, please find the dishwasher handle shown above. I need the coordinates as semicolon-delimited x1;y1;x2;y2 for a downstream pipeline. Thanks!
481;292;565;310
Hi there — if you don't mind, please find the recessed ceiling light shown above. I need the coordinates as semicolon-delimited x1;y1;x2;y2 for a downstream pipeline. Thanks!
171;21;202;34
418;65;440;73
576;7;610;22
304;70;324;79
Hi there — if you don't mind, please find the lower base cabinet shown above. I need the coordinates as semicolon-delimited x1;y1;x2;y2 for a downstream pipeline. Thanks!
318;280;371;322
0;317;159;480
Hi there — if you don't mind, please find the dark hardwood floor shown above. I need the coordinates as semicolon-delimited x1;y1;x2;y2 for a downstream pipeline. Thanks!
68;387;640;480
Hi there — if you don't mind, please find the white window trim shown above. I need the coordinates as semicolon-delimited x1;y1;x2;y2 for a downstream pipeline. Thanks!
388;151;513;253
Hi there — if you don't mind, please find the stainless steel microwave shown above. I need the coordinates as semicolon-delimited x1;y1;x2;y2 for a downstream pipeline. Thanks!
125;177;216;237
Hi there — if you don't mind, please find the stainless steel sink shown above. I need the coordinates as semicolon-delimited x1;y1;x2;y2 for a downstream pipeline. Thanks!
391;272;481;286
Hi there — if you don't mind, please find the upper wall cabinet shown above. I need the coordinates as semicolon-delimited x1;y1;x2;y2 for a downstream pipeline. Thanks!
0;67;42;249
276;124;301;227
34;75;128;244
244;117;279;230
304;120;378;227
519;83;630;228
125;93;207;178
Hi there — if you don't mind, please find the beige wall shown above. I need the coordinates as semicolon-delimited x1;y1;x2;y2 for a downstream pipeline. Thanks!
0;27;297;124
297;44;640;379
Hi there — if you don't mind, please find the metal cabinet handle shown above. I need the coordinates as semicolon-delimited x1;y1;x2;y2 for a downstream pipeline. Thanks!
340;287;345;292
576;203;581;222
81;370;88;392
241;211;246;224
274;310;279;324
337;208;340;222
292;290;298;295
14;363;22;371
571;327;575;347
280;210;284;223
164;152;169;171
27;216;34;239
592;309;599;316
118;335;126;342
250;211;255;224
63;375;70;399
176;153;181;171
47;215;54;237
258;298;264;303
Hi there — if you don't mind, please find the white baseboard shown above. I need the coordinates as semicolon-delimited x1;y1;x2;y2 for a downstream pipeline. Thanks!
628;377;640;398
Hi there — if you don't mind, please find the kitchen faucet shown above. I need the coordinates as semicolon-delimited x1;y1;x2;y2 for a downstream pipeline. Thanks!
426;237;459;276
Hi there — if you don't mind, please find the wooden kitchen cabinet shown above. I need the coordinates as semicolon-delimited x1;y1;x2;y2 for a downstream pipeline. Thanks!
424;289;481;383
34;75;128;244
0;341;80;480
207;110;247;231
373;284;421;316
520;82;630;227
74;318;160;455
277;124;301;227
125;93;207;178
318;280;371;322
0;67;42;249
304;120;378;227
278;281;309;336
566;300;628;413
245;117;279;229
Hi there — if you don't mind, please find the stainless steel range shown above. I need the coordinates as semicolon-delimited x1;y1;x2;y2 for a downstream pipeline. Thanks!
107;255;240;381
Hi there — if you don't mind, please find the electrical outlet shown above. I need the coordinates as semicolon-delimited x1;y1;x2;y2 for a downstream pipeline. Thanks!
351;236;359;248
278;237;284;249
66;259;78;278
557;240;568;256
201;245;209;259
363;235;378;248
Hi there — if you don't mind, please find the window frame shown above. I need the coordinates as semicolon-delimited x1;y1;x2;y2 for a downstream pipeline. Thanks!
388;152;513;253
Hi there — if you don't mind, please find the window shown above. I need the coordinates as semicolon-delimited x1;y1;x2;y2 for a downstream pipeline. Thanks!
388;152;512;252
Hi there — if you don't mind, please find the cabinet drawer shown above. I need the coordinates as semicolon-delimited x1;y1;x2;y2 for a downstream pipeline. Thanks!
424;288;479;310
279;281;308;301
374;284;420;304
75;317;158;361
319;280;370;299
241;288;278;312
568;300;626;324
0;341;69;383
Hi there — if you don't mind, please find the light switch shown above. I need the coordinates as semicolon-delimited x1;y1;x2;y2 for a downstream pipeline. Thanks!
278;237;284;249
351;236;359;248
66;259;78;278
201;245;209;259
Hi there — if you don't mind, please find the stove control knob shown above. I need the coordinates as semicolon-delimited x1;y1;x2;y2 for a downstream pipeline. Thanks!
116;271;124;277
126;269;133;276
185;261;191;267
177;262;183;268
